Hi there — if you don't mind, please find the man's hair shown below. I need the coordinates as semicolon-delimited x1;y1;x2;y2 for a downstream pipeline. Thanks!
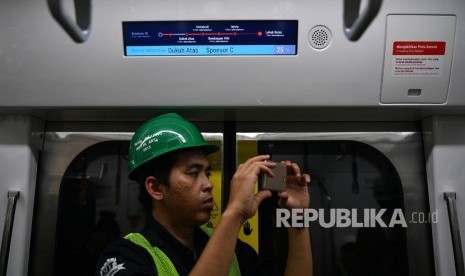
135;153;178;216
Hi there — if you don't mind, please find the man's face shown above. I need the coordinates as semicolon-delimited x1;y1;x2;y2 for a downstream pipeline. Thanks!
162;149;214;226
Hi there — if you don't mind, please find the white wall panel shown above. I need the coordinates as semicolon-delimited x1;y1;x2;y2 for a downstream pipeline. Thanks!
0;116;43;276
423;116;465;276
0;0;464;107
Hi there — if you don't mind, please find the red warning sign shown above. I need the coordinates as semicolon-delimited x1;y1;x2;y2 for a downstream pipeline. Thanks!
391;41;446;77
393;41;446;55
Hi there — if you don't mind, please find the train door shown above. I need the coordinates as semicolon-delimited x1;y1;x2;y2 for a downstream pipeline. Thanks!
28;121;434;276
235;122;434;276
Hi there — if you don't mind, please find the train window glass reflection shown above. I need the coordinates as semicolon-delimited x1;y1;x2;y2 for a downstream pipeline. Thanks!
252;141;409;276
53;139;223;276
54;141;135;276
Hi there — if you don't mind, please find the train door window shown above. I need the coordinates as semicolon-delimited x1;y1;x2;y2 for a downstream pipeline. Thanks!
237;131;434;276
54;141;133;276
30;132;223;276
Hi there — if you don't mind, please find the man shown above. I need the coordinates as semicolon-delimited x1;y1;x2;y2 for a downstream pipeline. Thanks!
96;113;312;276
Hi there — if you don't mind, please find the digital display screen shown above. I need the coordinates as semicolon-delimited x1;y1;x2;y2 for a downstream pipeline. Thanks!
122;20;298;56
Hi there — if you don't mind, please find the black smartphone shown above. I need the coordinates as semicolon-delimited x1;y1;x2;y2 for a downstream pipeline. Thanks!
262;162;287;191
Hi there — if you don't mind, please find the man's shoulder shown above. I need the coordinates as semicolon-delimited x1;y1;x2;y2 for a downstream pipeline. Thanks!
95;238;156;276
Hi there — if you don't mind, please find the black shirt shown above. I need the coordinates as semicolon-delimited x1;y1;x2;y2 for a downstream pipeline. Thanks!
95;218;274;276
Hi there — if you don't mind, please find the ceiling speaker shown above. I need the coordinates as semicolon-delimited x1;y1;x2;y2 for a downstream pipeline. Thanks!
308;25;332;50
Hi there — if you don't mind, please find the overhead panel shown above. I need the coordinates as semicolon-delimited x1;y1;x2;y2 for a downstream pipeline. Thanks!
381;15;456;104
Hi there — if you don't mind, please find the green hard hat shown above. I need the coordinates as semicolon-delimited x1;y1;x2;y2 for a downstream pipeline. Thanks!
128;113;220;180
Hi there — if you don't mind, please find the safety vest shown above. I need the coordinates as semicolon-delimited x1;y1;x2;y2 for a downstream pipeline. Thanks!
125;226;241;276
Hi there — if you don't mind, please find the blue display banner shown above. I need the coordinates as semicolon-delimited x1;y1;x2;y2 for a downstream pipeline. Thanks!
126;45;296;56
122;20;298;56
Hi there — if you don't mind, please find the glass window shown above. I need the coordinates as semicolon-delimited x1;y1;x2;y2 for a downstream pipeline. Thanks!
40;130;429;276
239;140;410;276
54;141;137;276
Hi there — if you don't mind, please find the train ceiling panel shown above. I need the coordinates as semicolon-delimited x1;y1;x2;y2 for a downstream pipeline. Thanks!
0;0;464;107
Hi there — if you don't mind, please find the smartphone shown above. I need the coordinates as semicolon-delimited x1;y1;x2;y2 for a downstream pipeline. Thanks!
262;162;287;192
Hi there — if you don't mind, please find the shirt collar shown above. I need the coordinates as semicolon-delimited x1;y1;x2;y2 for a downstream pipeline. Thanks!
141;217;210;273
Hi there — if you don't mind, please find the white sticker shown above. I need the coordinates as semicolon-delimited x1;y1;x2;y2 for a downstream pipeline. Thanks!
392;56;444;77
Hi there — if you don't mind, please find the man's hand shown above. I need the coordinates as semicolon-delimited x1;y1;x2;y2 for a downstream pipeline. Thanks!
278;161;311;209
225;155;273;223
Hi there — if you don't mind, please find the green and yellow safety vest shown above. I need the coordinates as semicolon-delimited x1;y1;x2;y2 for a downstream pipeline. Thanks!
125;226;241;276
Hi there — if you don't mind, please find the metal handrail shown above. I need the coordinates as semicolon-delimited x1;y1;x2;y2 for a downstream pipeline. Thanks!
444;192;465;276
0;191;20;276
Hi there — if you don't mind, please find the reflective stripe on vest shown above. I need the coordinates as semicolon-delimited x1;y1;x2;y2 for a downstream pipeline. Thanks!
124;226;241;276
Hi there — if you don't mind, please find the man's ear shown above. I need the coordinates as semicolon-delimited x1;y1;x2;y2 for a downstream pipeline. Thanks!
145;176;164;201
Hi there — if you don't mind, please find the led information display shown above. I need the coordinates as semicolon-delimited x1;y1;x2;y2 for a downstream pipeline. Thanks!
123;20;298;56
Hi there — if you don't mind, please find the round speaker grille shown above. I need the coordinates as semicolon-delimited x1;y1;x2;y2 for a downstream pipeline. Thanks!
308;25;332;50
